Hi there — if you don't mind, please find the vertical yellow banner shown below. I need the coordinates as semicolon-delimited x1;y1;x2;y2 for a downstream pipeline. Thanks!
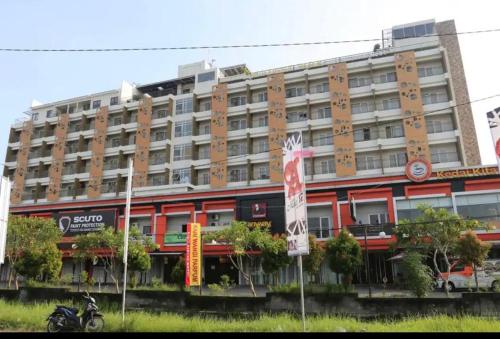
185;223;201;287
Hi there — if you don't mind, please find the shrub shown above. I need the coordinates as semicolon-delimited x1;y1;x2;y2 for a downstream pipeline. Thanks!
402;251;435;298
59;274;73;286
207;283;224;295
170;257;186;291
219;274;234;290
324;283;355;294
151;277;163;288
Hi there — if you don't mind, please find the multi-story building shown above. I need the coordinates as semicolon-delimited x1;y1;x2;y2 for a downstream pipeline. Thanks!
3;18;500;286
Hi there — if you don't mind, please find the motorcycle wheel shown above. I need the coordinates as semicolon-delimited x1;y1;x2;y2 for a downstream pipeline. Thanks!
47;315;65;333
84;316;104;332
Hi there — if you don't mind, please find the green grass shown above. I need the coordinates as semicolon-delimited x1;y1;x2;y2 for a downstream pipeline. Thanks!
0;298;499;332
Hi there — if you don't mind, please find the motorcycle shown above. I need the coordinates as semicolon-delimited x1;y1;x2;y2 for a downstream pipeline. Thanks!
46;291;104;332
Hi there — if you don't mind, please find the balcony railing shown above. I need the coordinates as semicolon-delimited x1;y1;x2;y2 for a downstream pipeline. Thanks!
346;223;394;237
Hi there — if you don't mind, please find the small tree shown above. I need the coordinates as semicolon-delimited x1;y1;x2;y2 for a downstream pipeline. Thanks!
455;230;491;292
205;221;274;297
394;204;486;296
170;256;185;290
261;234;293;286
5;215;63;289
325;230;362;287
303;234;325;284
402;251;435;298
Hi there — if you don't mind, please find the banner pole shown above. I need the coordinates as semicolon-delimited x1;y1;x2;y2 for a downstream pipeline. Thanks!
121;158;133;324
298;254;306;332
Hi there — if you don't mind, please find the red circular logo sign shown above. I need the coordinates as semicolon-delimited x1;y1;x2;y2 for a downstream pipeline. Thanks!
405;159;432;182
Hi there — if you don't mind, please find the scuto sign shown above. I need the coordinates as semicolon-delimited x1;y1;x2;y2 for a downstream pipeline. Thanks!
185;223;201;287
283;134;309;256
56;210;116;236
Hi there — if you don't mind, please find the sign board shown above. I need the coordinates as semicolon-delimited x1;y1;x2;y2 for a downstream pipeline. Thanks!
436;167;497;179
185;223;201;287
251;202;267;218
487;107;500;172
405;159;432;182
56;210;117;237
283;134;309;256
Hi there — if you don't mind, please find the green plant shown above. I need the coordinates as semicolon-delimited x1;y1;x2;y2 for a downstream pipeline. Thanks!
325;230;362;287
151;277;163;288
59;274;73;286
219;274;233;289
170;257;186;291
324;283;355;294
303;235;325;284
207;283;223;295
261;234;293;286
455;230;491;292
401;251;435;298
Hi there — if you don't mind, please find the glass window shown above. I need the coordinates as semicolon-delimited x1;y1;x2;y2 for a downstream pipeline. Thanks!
287;111;307;123
229;118;247;131
46;109;57;118
198;71;215;82
198;145;210;159
198;171;210;185
396;196;453;221
173;144;192;161
422;91;449;105
307;217;331;239
228;142;247;156
456;193;500;222
393;28;404;40
382;98;401;110
254;115;268;127
356;154;381;170
385;124;404;138
229;96;246;107
430;146;458;164
313;107;331;120
153;130;167;141
172;168;191;184
351;102;374;114
254;138;269;153
314;83;329;93
92;100;101;109
229;168;247;182
415;24;426;37
388;152;407;167
257;92;267;102
314;131;333;146
425;23;435;35
404;26;415;38
174;121;192;137
110;96;119;106
285;87;305;98
176;98;193;114
153;109;168;119
319;159;335;174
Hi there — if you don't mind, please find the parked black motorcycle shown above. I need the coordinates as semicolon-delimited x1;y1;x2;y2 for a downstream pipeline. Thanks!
46;291;104;332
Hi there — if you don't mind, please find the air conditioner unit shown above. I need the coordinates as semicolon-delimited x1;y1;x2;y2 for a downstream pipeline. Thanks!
212;214;220;221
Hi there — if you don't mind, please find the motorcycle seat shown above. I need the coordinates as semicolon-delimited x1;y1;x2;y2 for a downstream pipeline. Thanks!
56;306;79;314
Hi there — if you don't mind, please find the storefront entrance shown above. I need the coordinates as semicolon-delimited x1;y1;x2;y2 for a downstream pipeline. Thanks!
204;256;239;285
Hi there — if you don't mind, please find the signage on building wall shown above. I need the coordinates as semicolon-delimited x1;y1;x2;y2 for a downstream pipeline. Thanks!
487;106;500;172
405;159;432;182
185;223;201;287
56;210;116;237
436;167;498;179
251;202;267;218
247;221;272;229
283;134;309;256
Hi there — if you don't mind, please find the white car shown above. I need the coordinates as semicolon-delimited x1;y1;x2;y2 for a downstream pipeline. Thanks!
436;260;500;292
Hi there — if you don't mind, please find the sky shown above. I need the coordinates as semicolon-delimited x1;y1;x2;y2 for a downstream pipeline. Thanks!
1;0;499;165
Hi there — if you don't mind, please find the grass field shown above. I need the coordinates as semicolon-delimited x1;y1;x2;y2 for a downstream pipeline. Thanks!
0;298;499;332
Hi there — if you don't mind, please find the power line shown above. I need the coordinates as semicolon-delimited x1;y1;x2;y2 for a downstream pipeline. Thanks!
1;29;500;53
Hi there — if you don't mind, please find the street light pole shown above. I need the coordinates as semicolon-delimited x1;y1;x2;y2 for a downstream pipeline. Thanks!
364;225;372;298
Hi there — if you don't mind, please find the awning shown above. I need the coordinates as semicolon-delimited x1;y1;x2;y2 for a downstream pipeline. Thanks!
387;253;405;261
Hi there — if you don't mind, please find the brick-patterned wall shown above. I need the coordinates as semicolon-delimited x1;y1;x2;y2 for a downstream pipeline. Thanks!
436;20;481;166
267;73;287;182
210;84;228;188
10;120;33;204
133;95;153;188
47;114;70;201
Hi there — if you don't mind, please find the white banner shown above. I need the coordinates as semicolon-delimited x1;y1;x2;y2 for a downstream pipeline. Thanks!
0;176;12;264
487;107;500;172
283;134;309;256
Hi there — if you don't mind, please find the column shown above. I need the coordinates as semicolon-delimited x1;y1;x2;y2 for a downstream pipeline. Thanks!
210;83;228;188
267;73;287;183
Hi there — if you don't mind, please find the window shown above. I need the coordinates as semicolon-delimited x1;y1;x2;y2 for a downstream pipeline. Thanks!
356;154;381;170
183;88;191;94
393;23;435;40
110;96;119;106
104;158;119;170
431;147;458;164
287;111;307;123
174;121;192;137
313;107;331;120
318;159;335;174
285;87;305;98
153;109;168;119
129;113;137;123
202;101;211;111
422;91;448;105
199;123;211;135
46;109;57;118
382;98;401;110
377;72;397;84
199;171;210;185
427;117;453;133
229;118;247;131
92;100;101;109
257;92;267;102
153;130;167;141
229;168;247;182
176;98;193;114
388;152;407;167
110;137;121;148
314;82;329;93
354;128;372;142
369;213;388;224
173;144;192;161
397;196;453;221
32;113;39;121
349;77;372;88
255;165;269;180
307;217;330;239
172;168;191;184
254;115;268;127
418;64;444;78
149;174;166;186
198;146;210;159
351;102;374;114
198;71;215;82
314;131;333;146
385;124;404;138
456;193;500;223
229;95;246;107
149;152;166;165
254;138;269;153
228;142;247;156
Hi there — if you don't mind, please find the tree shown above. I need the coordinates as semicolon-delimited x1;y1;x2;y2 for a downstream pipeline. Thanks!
455;230;491;292
75;226;157;293
401;251;435;298
325;230;362;287
303;234;325;284
261;234;293;286
205;220;275;297
170;256;186;291
5;215;63;289
394;203;487;296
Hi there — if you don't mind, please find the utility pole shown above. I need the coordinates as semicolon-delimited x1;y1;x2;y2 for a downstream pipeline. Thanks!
121;158;133;324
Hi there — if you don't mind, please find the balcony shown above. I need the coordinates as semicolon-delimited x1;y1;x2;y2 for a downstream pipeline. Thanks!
164;232;187;245
346;223;394;238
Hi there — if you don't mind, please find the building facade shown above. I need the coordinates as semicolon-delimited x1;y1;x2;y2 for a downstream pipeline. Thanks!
3;19;500;286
